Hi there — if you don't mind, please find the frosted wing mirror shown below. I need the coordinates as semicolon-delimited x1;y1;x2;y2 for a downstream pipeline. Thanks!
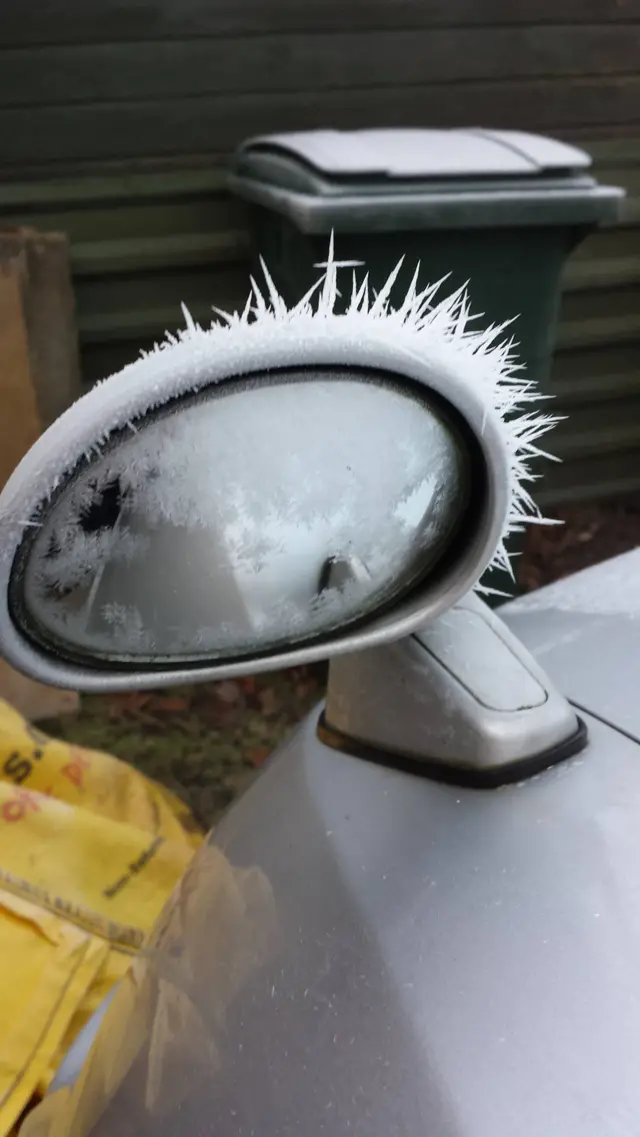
0;250;585;787
0;253;524;690
11;370;475;667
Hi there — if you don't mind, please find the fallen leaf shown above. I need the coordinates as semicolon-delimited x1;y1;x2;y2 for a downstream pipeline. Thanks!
149;696;190;714
247;746;270;768
107;691;152;719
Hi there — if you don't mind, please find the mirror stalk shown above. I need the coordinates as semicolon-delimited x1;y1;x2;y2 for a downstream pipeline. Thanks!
322;593;588;788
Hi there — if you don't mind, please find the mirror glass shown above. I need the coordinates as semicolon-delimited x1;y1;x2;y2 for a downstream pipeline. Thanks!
15;369;472;664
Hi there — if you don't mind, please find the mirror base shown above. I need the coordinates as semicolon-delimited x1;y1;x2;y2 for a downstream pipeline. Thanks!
323;593;587;786
317;713;588;790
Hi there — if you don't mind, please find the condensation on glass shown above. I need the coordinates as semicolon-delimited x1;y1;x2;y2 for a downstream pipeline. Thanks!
17;370;471;664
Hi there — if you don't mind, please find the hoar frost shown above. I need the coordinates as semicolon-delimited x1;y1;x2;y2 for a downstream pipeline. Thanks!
1;239;558;659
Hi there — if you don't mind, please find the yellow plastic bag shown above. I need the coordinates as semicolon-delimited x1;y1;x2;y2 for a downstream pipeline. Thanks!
0;698;203;1137
20;846;280;1137
0;699;201;851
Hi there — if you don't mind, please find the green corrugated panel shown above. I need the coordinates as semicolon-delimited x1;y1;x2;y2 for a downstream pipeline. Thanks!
541;139;640;502
0;165;254;383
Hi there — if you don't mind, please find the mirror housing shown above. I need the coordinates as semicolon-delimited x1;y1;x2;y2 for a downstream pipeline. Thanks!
322;591;586;787
0;255;552;694
10;369;482;669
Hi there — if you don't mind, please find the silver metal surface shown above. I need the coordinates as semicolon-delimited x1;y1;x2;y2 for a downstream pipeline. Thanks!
32;707;640;1137
502;547;640;743
0;349;510;693
23;556;640;1137
325;592;580;775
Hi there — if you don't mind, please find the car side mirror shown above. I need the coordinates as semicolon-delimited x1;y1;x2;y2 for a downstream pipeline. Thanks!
0;251;585;783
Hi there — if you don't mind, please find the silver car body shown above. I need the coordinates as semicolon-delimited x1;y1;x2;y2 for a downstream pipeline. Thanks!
31;547;640;1137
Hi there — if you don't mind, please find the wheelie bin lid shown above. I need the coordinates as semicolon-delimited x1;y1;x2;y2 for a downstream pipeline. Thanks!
229;128;624;233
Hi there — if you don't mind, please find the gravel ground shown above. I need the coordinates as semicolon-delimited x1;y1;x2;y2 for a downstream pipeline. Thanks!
43;493;640;828
517;493;640;593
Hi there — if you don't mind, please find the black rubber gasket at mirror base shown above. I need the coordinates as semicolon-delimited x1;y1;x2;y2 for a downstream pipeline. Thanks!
316;713;589;790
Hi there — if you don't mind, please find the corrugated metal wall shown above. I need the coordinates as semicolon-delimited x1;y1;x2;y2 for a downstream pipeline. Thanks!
0;0;638;503
550;137;640;504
